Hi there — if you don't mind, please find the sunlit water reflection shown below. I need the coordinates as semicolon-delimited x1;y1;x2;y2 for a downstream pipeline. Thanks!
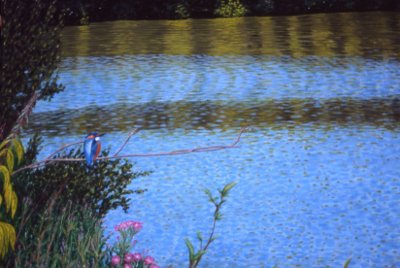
30;12;400;267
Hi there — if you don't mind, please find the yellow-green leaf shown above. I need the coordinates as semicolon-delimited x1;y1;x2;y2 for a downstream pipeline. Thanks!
0;139;11;152
0;224;4;256
0;149;6;159
222;181;237;193
4;184;13;213
0;165;11;188
11;138;24;165
0;221;16;258
185;238;195;262
6;223;16;250
6;150;14;173
10;191;18;219
0;194;2;206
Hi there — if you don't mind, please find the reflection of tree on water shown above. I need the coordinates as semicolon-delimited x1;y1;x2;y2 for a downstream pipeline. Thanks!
29;97;400;136
61;12;400;58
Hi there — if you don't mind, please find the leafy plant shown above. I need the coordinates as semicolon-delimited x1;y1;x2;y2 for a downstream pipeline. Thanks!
185;182;237;268
1;134;149;266
214;0;247;17
13;135;150;219
109;220;159;268
0;137;24;259
173;3;191;19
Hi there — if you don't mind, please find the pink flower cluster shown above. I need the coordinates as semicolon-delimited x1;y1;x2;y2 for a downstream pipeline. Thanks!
114;220;143;232
111;253;160;268
110;220;159;268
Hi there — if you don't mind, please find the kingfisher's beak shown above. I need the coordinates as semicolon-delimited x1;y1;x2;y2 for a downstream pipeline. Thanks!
99;133;106;137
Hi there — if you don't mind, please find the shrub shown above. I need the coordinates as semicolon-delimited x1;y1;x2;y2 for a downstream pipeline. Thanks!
14;135;150;219
214;0;247;17
3;134;150;266
173;3;191;19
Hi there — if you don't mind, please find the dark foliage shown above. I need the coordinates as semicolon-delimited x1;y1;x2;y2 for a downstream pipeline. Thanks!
14;135;150;219
0;0;64;139
47;0;400;25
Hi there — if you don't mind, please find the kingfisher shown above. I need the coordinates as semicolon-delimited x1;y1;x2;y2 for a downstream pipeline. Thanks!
84;132;103;166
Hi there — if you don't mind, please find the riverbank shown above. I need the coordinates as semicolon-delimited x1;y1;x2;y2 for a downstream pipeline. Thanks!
61;0;399;25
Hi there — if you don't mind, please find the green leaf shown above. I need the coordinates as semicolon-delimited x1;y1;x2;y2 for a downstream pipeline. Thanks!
196;231;202;242
6;150;14;172
0;165;11;188
0;221;16;258
221;181;237;196
185;238;195;261
204;189;212;199
11;138;24;165
11;191;18;219
204;188;216;204
194;250;206;260
0;149;6;159
4;184;13;213
0;139;11;152
343;258;351;268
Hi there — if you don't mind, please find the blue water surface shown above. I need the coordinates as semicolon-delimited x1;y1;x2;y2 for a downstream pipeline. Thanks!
34;55;400;113
30;32;400;267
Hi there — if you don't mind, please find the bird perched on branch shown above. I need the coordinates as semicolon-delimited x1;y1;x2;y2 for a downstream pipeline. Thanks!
84;132;103;166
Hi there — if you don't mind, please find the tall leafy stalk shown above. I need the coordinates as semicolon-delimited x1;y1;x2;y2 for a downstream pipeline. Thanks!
185;182;237;268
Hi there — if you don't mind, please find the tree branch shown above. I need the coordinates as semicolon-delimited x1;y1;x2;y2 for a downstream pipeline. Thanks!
10;91;41;139
12;127;249;175
113;128;139;157
44;140;83;161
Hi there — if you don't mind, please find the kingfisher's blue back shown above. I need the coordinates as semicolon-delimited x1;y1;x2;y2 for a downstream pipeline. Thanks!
84;132;100;166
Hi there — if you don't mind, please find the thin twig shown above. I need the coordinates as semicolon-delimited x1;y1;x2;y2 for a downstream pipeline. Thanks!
12;127;249;175
113;128;139;157
44;140;83;160
10;91;41;139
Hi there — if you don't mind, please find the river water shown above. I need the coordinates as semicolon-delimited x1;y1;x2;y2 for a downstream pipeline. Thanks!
30;12;400;267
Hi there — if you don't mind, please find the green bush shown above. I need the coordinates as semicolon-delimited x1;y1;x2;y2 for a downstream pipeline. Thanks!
173;3;191;19
1;134;150;266
214;0;247;17
14;135;150;219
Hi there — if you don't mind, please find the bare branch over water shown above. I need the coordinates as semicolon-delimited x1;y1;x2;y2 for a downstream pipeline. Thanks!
13;127;249;175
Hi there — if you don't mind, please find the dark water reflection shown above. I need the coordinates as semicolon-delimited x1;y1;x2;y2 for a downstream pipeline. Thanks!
30;97;400;136
30;11;400;268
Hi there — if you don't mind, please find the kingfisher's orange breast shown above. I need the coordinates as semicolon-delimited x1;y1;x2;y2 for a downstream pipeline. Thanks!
94;143;101;160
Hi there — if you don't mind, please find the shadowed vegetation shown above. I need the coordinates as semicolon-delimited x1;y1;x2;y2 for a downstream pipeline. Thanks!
55;0;399;25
